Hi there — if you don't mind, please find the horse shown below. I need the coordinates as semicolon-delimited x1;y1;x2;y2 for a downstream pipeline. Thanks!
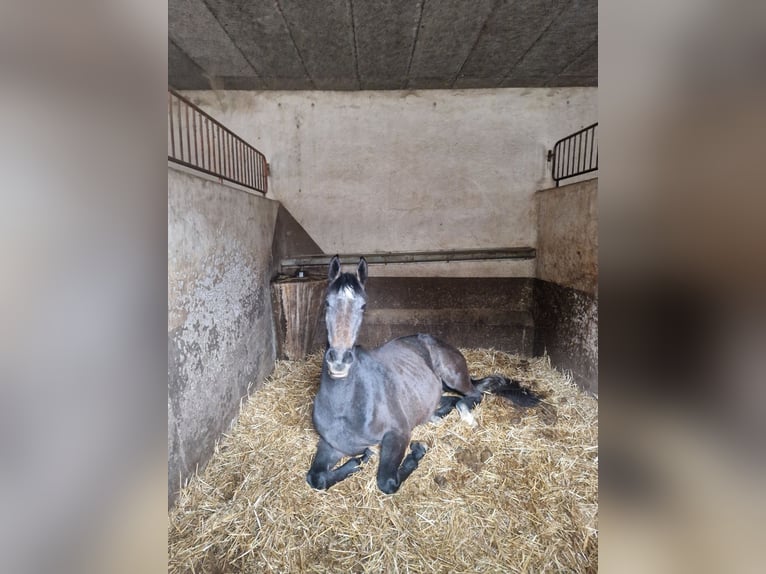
306;255;540;494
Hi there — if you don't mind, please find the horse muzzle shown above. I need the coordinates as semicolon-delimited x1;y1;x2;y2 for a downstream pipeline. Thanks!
327;365;351;379
325;348;355;379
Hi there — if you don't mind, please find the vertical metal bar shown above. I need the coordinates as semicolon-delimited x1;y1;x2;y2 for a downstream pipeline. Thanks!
235;139;241;184
177;96;184;161
572;134;580;173
259;153;264;191
221;130;226;178
227;132;233;180
234;136;239;182
589;126;595;170
569;137;575;177
568;137;574;178
230;135;235;181
201;117;207;170
214;125;220;174
237;140;242;184
246;147;253;189
217;126;223;176
257;152;261;191
184;104;190;164
192;110;199;167
231;136;237;182
169;92;175;159
264;156;268;193
207;118;213;171
221;128;226;178
578;132;584;173
220;128;225;177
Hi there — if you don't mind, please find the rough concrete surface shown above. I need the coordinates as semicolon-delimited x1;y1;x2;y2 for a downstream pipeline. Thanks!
184;88;596;276
534;178;598;392
168;169;280;506
168;0;597;90
533;280;598;393
536;178;598;295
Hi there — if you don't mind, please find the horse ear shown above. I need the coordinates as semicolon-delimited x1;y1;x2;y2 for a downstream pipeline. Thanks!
357;257;368;286
328;255;342;282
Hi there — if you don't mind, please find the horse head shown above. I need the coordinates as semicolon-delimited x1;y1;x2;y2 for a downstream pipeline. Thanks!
324;255;368;379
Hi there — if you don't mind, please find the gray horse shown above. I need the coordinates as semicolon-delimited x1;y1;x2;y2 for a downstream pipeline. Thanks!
307;256;539;494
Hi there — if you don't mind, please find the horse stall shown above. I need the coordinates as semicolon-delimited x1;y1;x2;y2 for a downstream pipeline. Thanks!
168;72;597;573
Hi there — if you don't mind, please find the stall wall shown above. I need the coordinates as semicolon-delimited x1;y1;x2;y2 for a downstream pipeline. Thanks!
168;169;280;506
184;88;596;276
534;179;598;393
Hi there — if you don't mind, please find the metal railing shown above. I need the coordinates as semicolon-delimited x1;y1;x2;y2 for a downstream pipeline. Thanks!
548;122;598;187
168;89;268;194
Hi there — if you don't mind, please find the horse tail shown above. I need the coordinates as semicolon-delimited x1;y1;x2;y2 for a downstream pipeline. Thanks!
472;375;541;407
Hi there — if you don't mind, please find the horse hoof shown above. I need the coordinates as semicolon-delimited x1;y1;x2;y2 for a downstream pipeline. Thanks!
410;442;427;460
359;448;374;463
377;476;400;494
456;403;478;428
306;473;327;491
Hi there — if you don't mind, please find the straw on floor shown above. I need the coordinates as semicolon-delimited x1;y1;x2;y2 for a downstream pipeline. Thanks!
168;349;598;573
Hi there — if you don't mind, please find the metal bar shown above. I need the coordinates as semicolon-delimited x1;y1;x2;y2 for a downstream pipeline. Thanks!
280;247;537;271
167;89;268;194
227;132;234;181
250;148;255;188
203;117;210;171
216;125;222;176
550;123;598;186
184;104;190;164
169;92;175;158
236;139;242;184
176;94;183;162
257;154;263;191
192;109;199;166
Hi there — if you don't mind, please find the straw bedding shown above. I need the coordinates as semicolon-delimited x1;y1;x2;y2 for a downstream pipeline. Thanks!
169;349;598;573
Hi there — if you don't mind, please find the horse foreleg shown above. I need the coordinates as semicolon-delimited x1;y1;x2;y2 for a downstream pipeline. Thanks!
306;438;372;491
377;432;428;494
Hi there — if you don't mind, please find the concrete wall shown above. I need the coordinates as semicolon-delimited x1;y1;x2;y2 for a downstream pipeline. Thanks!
534;179;598;393
168;169;280;506
537;178;598;295
184;88;596;276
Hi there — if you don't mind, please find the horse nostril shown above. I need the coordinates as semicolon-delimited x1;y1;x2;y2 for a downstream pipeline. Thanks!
327;349;337;363
342;350;355;364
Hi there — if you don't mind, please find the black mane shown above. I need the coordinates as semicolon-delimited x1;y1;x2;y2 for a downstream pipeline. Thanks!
329;272;365;297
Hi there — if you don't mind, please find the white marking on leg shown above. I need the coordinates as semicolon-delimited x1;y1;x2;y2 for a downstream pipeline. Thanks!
456;402;477;428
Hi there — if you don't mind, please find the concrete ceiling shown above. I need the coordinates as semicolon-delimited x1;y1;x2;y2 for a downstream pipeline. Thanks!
169;0;597;91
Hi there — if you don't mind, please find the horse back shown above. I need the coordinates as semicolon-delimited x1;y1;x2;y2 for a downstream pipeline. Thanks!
369;338;443;425
381;334;474;394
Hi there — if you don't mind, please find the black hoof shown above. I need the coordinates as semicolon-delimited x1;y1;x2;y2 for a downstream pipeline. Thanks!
377;476;400;494
410;442;428;461
359;448;374;464
306;472;327;490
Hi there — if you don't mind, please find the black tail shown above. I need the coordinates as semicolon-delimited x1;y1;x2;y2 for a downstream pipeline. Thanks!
472;375;541;407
